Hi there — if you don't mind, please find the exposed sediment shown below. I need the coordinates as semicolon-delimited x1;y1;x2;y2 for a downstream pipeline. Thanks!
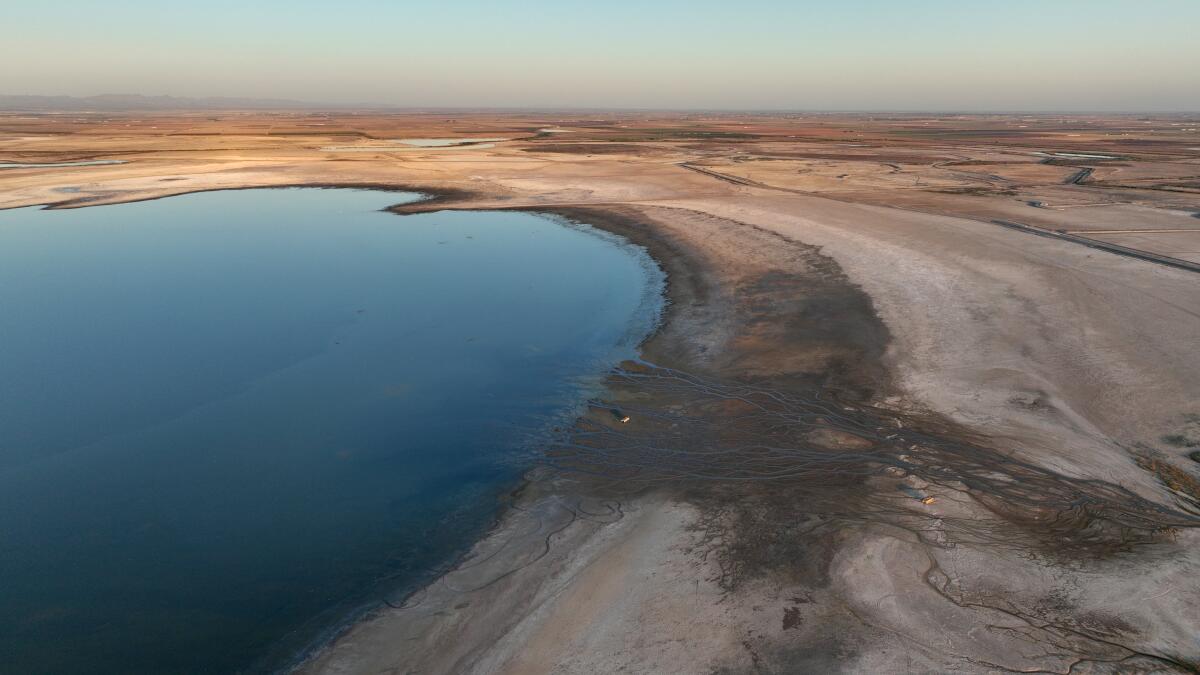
302;200;1200;675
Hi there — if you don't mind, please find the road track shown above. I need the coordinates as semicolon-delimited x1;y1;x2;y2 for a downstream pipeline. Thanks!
992;219;1200;274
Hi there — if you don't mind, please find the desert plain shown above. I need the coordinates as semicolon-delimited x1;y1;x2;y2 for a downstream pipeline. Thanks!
3;110;1200;673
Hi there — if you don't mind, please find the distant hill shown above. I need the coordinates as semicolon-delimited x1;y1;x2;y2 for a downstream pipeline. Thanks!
0;94;331;111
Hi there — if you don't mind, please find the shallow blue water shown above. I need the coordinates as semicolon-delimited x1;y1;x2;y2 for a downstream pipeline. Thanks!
0;159;126;169
0;188;661;673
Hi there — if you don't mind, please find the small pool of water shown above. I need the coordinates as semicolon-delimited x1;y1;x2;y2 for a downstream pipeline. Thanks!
0;188;662;673
396;137;508;147
321;141;501;152
1033;151;1119;160
0;159;127;169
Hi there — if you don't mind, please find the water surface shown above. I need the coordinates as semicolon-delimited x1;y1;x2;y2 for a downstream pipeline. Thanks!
395;137;508;147
0;188;661;673
1033;151;1118;160
0;159;126;169
321;140;501;152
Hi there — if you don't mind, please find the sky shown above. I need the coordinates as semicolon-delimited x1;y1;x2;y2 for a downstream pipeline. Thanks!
5;0;1199;111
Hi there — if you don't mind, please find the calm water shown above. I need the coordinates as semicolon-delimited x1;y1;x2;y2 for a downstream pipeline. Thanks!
320;140;501;152
0;160;126;169
0;188;661;673
395;138;508;147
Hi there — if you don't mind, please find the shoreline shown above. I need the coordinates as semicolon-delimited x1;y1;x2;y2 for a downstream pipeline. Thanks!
303;189;1200;674
290;195;732;674
4;111;1199;672
270;190;684;673
4;184;684;674
296;192;951;674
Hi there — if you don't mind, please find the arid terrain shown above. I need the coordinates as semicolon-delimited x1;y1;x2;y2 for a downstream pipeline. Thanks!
3;111;1199;673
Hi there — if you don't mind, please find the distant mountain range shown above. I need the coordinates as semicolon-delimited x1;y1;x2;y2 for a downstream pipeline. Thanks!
0;94;337;111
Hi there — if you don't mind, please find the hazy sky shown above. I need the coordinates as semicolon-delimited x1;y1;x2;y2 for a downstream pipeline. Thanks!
6;0;1199;110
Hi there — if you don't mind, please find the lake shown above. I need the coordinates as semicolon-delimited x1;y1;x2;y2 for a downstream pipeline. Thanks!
0;188;662;672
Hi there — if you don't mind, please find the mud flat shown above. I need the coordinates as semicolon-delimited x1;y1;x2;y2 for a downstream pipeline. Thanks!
3;112;1199;673
301;199;1200;675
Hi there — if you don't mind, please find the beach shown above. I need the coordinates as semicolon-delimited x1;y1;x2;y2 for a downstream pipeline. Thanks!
307;193;1200;674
